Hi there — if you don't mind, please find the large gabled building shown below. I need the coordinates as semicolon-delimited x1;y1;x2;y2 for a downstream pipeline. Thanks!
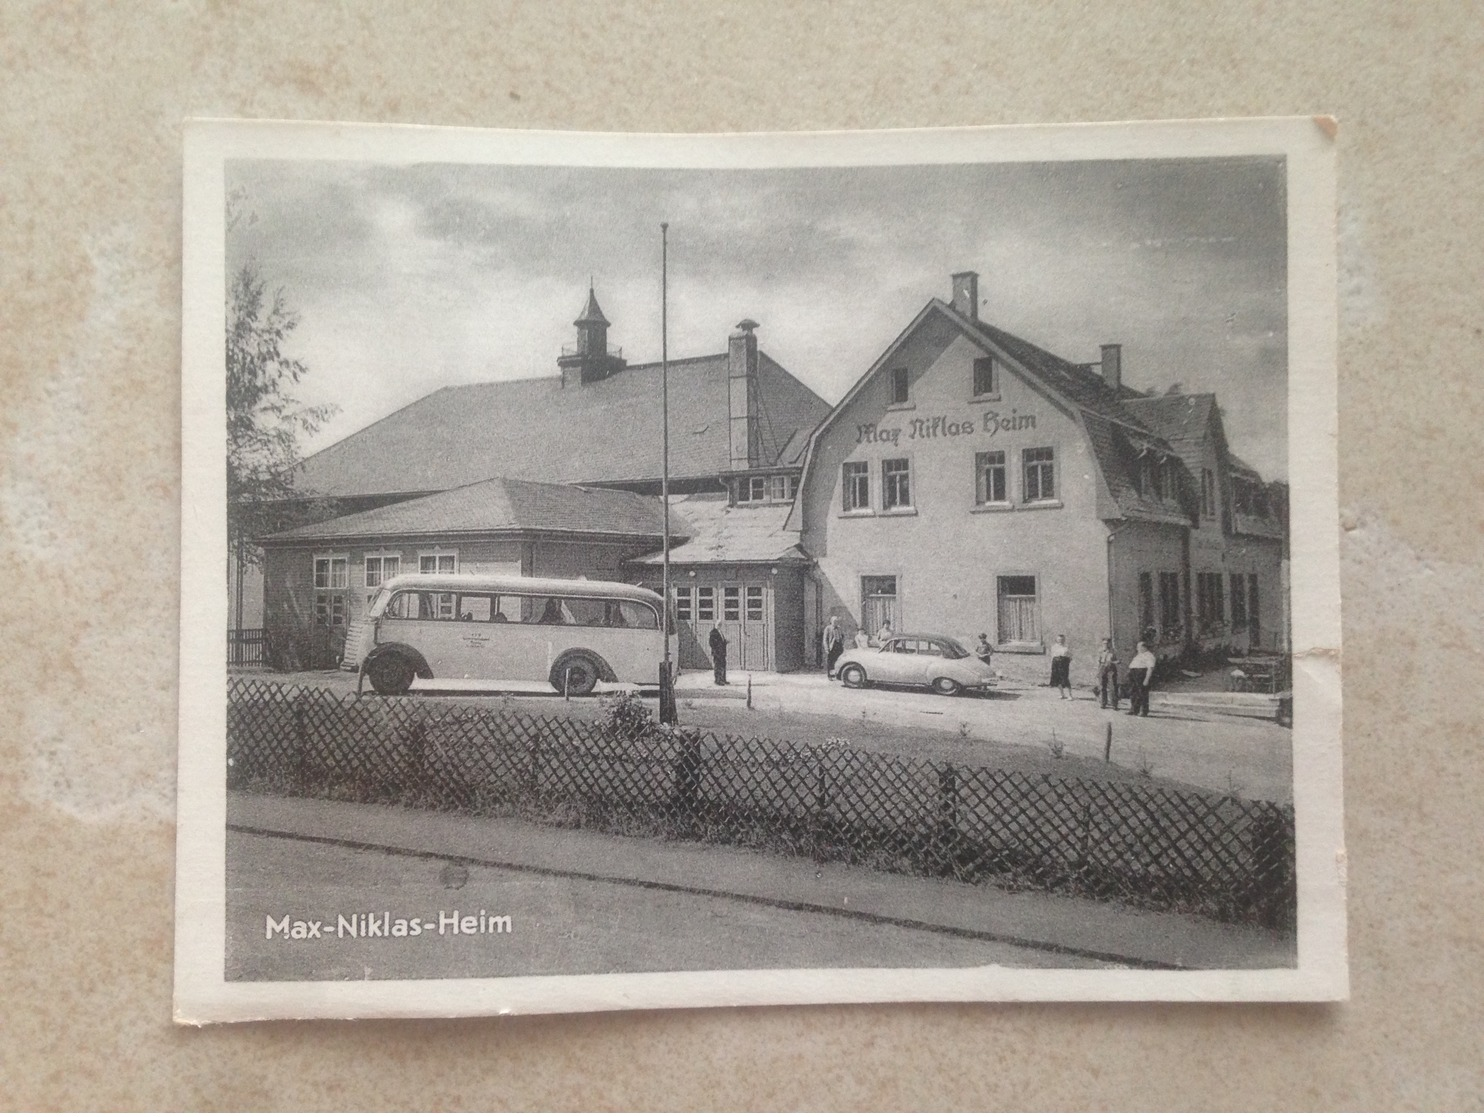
242;287;831;669
788;272;1288;681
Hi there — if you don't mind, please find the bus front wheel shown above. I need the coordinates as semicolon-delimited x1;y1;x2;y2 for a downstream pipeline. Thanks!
552;653;601;697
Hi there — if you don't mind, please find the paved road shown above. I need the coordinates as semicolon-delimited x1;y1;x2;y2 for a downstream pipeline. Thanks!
227;829;1093;981
245;666;1293;802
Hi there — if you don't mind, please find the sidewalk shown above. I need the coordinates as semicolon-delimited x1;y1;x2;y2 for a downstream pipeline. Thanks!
228;790;1295;971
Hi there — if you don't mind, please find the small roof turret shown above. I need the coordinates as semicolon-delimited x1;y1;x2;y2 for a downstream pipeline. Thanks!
575;283;610;327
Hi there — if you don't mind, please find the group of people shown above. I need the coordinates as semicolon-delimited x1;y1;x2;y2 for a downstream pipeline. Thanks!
1081;635;1159;716
821;616;894;679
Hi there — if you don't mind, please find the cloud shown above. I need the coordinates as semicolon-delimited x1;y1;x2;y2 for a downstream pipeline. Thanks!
224;154;1290;478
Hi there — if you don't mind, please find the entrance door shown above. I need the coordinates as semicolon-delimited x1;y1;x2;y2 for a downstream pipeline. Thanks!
671;582;772;671
718;583;771;670
860;575;898;642
1248;574;1261;649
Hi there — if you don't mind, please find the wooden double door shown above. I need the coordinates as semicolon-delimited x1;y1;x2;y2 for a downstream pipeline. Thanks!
675;581;772;671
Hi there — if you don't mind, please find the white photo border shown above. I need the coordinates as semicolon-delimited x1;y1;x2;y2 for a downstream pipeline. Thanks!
176;117;1344;1021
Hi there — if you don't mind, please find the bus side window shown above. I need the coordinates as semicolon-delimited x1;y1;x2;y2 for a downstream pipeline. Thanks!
458;594;492;622
490;595;508;622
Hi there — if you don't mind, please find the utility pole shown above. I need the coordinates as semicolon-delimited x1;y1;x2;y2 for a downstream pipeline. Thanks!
658;222;677;724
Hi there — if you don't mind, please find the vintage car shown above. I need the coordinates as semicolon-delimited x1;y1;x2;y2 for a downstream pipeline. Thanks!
834;634;997;697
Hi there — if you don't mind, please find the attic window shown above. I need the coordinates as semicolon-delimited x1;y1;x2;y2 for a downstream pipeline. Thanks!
890;367;910;405
972;357;999;398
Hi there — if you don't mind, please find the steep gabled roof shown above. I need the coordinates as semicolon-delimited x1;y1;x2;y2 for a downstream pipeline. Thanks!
259;476;681;545
1121;394;1219;456
792;297;1194;528
288;350;831;499
627;492;807;566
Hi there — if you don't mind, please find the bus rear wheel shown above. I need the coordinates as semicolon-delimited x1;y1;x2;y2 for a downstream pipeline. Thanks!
552;653;601;697
368;654;415;696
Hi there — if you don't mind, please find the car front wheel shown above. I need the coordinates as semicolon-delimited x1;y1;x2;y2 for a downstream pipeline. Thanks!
931;676;963;697
839;664;868;689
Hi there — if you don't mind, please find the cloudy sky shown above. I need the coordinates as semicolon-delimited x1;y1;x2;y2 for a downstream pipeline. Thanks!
226;154;1288;478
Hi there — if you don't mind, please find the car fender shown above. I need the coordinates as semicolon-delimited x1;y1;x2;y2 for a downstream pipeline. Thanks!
551;647;617;683
362;642;433;679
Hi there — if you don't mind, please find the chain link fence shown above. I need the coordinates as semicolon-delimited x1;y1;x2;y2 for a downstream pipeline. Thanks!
227;678;1296;929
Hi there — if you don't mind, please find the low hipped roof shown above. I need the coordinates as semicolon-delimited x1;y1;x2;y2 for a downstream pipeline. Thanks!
288;349;829;499
627;492;808;566
259;476;684;545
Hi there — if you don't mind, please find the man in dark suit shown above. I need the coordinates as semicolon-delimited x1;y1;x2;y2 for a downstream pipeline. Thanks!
708;625;729;685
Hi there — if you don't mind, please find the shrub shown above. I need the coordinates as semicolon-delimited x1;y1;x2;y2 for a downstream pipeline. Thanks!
597;690;655;739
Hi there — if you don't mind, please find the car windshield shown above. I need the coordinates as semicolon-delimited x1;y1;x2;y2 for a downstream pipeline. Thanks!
936;638;971;659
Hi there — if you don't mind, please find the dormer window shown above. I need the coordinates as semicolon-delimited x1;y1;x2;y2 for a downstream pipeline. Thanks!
1200;467;1217;518
734;474;799;504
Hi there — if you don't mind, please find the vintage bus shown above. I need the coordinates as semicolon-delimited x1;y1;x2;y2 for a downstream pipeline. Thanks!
346;573;677;696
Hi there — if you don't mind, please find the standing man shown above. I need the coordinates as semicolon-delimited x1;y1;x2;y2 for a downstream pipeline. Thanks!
822;615;845;679
1097;638;1120;710
1049;634;1073;699
1127;641;1157;716
708;624;729;686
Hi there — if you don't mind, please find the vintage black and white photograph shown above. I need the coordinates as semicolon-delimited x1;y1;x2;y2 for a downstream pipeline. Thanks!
176;119;1343;1019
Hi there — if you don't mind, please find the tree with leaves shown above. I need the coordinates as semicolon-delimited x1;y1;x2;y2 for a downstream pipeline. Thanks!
225;261;338;639
226;265;335;544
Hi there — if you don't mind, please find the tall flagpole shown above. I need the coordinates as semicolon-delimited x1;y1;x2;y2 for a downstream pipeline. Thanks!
659;222;675;723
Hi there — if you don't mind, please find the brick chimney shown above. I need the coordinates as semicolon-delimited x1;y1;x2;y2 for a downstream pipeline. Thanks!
1100;343;1122;392
950;271;979;320
729;319;761;470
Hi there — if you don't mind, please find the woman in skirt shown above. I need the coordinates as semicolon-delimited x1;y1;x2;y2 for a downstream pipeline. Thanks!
1049;634;1073;699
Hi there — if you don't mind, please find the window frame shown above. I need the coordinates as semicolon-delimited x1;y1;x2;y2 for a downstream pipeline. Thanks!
974;449;1009;506
971;355;1000;400
1022;446;1057;504
841;460;871;513
881;457;913;512
312;554;349;629
994;573;1042;649
744;585;765;621
889;366;910;406
417;550;458;618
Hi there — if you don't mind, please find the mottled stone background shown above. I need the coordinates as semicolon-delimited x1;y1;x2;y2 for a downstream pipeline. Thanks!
3;1;1480;1108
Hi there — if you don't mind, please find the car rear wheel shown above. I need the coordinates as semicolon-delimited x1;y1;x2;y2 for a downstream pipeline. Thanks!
931;676;963;697
367;654;415;696
839;664;868;689
552;653;601;696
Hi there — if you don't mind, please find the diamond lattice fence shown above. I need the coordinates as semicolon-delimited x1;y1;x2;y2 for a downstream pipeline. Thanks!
226;678;1295;928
